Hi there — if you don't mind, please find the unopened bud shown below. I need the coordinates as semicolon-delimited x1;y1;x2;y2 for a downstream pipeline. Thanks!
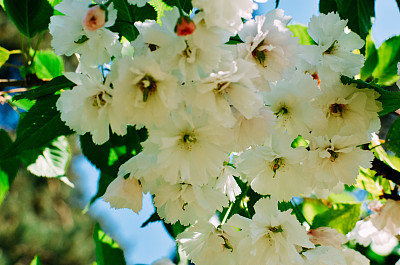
82;5;106;32
175;16;196;36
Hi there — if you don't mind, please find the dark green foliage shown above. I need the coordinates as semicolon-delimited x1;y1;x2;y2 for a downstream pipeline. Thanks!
319;0;337;14
319;0;375;43
386;117;400;157
2;95;74;159
80;126;148;204
13;75;75;101
4;0;53;38
162;0;192;14
108;0;157;42
93;223;126;265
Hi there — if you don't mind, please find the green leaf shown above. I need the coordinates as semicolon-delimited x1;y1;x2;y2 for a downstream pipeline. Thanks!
0;46;10;68
396;0;400;13
80;126;147;204
30;255;43;265
47;0;62;7
335;0;375;43
0;129;19;205
10;98;35;111
109;0;156;42
288;25;315;46
34;50;64;79
1;95;74;159
311;203;361;234
13;75;75;101
372;35;400;86
386;117;400;157
162;0;192;14
319;0;337;14
21;136;70;177
360;32;378;81
340;76;400;116
4;0;53;38
149;0;173;24
93;223;126;265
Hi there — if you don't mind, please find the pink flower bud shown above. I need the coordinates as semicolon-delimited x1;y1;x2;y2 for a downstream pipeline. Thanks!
82;5;106;32
175;16;196;36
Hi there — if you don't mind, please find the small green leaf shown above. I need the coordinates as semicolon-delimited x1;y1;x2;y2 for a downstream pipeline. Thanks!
0;46;10;68
291;135;309;148
34;50;64;79
13;75;75;101
287;25;315;46
0;129;19;205
1;95;74;159
360;32;378;81
372;35;400;86
21;136;70;177
10;97;35;111
93;223;126;265
4;0;53;38
386;117;400;157
149;0;173;24
30;255;43;265
311;203;361;234
47;0;62;7
396;0;400;13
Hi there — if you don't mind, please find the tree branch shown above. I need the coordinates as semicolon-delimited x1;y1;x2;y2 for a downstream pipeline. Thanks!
0;78;48;89
372;157;400;186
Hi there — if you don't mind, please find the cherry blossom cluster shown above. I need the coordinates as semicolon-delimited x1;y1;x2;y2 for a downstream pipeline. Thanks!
50;0;386;264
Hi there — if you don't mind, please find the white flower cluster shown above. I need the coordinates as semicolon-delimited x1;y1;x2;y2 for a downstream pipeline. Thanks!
49;0;383;264
348;199;400;255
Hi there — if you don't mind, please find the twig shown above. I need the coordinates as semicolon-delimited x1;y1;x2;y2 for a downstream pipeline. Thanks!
0;78;48;89
371;157;400;186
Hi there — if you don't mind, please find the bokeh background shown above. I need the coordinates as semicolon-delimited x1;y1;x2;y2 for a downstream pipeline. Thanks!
0;0;399;264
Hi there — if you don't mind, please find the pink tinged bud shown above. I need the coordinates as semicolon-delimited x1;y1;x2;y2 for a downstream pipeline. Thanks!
175;16;196;36
82;5;106;32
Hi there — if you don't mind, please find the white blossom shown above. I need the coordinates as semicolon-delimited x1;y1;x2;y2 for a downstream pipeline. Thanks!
102;175;143;213
238;9;298;86
56;70;126;145
49;0;121;69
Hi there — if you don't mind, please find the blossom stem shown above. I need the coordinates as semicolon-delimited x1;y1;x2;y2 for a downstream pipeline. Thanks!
221;202;234;225
3;63;21;69
31;31;45;64
175;0;185;17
